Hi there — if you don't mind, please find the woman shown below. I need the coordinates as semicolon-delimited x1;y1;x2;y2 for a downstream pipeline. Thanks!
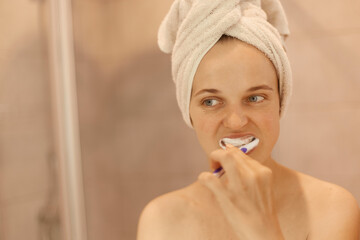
137;0;360;239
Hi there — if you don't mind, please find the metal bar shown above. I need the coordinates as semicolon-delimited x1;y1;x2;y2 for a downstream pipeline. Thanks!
47;0;88;239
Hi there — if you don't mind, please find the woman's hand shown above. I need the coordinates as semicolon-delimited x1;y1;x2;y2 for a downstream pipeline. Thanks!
198;144;284;240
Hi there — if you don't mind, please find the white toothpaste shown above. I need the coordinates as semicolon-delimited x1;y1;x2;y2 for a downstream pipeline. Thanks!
219;137;259;152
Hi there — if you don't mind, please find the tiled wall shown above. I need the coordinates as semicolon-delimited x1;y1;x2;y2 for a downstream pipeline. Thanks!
278;0;360;200
72;2;206;239
0;1;56;240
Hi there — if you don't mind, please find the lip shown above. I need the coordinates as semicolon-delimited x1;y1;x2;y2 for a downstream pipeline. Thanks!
222;133;256;140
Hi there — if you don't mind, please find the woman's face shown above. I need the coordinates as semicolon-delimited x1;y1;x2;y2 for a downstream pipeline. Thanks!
189;39;280;164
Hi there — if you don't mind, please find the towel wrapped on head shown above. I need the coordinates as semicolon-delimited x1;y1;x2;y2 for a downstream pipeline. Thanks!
158;0;292;128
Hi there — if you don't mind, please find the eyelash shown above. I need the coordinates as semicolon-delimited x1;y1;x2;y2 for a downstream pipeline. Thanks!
201;98;222;107
247;95;265;103
201;95;265;107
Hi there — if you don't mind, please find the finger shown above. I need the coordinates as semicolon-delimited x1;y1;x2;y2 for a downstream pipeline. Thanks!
225;143;235;149
231;146;273;178
209;148;228;170
226;144;263;169
225;147;274;192
211;146;253;180
225;144;255;174
226;144;269;175
210;158;221;171
198;172;233;204
221;146;272;194
209;153;243;194
198;172;239;216
209;143;241;171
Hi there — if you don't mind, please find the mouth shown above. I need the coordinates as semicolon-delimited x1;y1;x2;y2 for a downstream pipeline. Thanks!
219;136;258;150
214;136;260;178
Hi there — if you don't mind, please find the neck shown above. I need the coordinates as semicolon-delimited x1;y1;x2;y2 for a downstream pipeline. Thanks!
263;157;302;211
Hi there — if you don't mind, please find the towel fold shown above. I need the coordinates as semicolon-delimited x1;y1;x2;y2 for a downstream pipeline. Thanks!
158;0;292;128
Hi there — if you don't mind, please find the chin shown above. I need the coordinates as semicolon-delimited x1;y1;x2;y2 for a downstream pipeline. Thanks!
247;145;273;163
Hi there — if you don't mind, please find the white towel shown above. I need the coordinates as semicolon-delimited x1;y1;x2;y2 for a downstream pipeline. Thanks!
158;0;292;128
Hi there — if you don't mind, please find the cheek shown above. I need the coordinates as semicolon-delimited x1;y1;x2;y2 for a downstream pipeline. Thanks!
252;110;279;161
261;110;280;143
190;101;220;133
190;107;223;149
193;112;219;134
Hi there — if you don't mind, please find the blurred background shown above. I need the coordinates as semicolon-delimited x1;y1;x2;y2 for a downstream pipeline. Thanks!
0;0;359;239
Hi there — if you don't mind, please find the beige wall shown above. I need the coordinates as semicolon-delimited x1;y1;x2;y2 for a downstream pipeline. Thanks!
1;0;359;240
0;0;59;239
278;0;360;198
74;0;360;239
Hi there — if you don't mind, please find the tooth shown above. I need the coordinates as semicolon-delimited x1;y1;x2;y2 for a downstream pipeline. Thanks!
219;136;255;149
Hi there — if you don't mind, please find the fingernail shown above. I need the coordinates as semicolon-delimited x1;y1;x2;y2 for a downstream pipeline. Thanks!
241;147;247;153
226;143;234;149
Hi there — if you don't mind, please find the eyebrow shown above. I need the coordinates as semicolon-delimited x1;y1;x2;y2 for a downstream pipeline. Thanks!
246;85;274;92
193;84;273;97
194;88;220;97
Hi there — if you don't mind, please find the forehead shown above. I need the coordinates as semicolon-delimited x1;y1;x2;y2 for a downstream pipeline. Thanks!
192;39;278;92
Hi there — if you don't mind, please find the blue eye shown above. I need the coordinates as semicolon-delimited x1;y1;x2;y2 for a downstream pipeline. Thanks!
203;99;220;106
248;95;264;102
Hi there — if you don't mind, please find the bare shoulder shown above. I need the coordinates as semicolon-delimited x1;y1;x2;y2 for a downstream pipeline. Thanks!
296;171;359;212
137;182;205;240
295;171;360;239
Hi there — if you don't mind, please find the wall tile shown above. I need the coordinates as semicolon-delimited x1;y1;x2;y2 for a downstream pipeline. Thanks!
0;1;54;239
72;0;175;72
287;33;360;107
1;193;47;240
0;0;40;54
0;157;51;204
277;106;360;201
282;0;360;37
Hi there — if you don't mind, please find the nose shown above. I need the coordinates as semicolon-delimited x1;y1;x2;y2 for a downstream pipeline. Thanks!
222;105;249;130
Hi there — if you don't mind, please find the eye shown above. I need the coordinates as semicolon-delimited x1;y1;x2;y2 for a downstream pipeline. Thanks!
202;99;220;107
248;95;265;103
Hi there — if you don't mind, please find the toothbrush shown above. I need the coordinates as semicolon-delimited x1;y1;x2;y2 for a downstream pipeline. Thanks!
213;138;260;178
